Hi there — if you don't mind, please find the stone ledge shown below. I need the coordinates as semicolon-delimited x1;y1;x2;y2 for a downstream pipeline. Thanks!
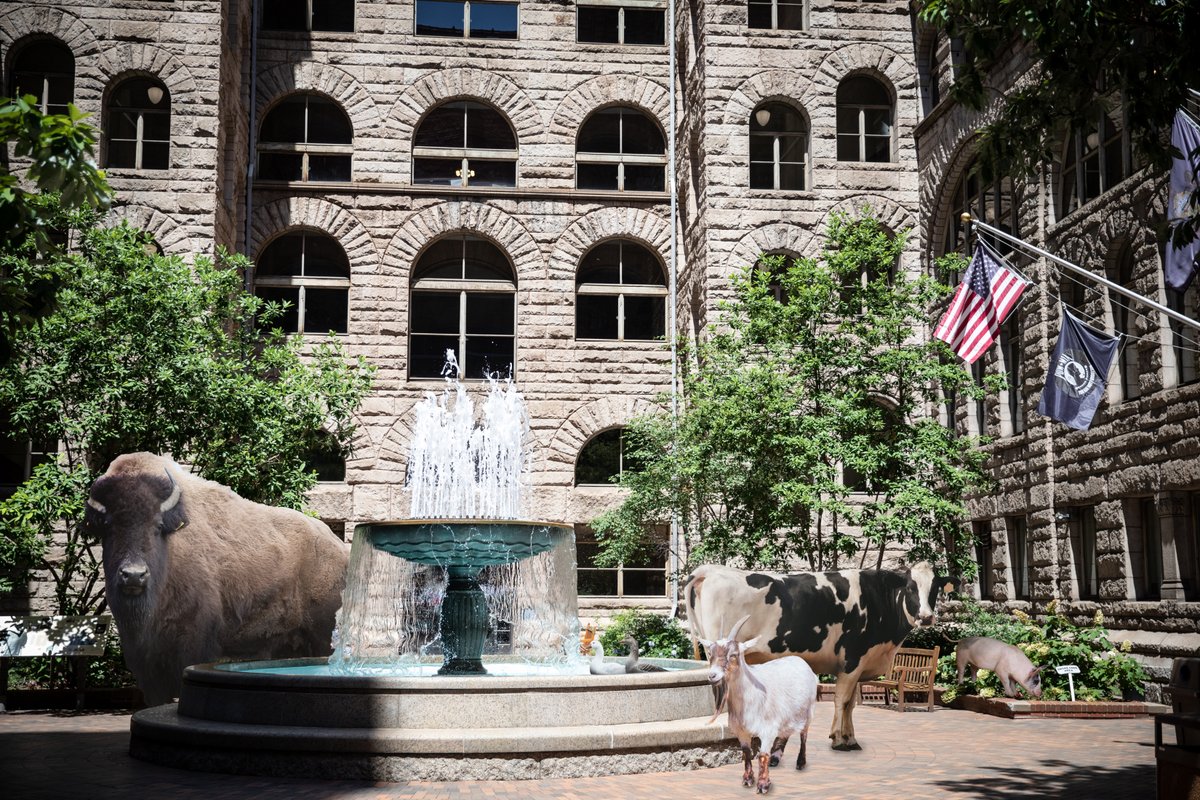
949;694;1169;719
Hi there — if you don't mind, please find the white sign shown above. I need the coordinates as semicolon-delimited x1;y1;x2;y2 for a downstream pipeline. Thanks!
1055;665;1080;675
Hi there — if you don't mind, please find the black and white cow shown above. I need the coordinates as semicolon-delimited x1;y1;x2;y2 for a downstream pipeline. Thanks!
685;561;958;751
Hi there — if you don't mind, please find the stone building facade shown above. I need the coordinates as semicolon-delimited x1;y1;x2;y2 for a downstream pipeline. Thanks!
2;0;1195;681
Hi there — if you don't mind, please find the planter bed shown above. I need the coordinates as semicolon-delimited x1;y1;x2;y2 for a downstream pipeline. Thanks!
947;693;1169;719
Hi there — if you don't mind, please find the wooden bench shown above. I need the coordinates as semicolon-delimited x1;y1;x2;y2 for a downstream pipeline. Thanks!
0;615;112;712
860;646;941;712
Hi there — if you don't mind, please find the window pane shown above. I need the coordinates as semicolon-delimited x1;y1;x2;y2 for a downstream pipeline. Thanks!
256;287;300;332
838;76;889;106
107;140;137;169
748;1;773;29
470;2;518;39
578;109;621;153
303;236;350;277
576;294;618;339
749;134;775;162
623;163;665;192
576;539;603;568
576;429;621;484
836;106;860;136
141;141;170;170
415;239;464;279
623;295;665;340
142;111;170;141
577;162;619;190
262;0;307;30
466;105;516;149
578;7;620;43
258;152;305;181
778;134;805;163
621;244;663;285
864;134;890;163
413;157;464;186
304;288;349;334
412;291;461;334
416;0;465;35
45;75;73;111
621;112;665;155
468;159;516;187
578;570;618;595
622;569;665;596
465;336;514;379
624;9;665;45
463;238;513;280
1104;142;1124;191
258;235;304;276
261;96;307;143
416;104;465;148
777;0;806;30
863;107;892;136
578;242;621;284
750;161;774;189
466;292;514;335
312;0;355;31
309;153;352;182
412;334;461;377
307;99;353;143
837;134;860;162
779;161;805;190
108;111;139;141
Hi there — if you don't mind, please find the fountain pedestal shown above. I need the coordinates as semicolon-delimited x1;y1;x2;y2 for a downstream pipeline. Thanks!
438;567;488;675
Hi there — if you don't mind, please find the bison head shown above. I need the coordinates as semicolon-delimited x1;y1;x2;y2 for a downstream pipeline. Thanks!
87;453;189;603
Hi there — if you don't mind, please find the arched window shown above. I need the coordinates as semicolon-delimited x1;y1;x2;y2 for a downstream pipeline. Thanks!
1060;112;1129;216
920;34;941;116
756;251;800;303
576;239;667;340
106;77;170;170
254;231;351;334
417;0;518;38
836;76;892;163
1110;242;1140;401
576;107;666;192
843;401;901;493
749;102;807;191
1000;312;1024;435
575;427;639;485
303;431;347;482
262;0;354;32
410;235;516;379
10;38;73;115
748;0;807;30
258;93;353;182
941;158;1018;281
413;100;517;188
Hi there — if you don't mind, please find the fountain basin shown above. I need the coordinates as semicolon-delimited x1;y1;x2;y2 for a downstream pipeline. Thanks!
130;657;740;780
364;519;572;567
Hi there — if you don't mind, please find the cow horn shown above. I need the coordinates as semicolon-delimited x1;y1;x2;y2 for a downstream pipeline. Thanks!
86;497;106;515
160;468;182;513
727;614;752;642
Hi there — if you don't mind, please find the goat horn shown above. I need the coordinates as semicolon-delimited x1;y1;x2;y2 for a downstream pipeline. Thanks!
86;497;106;515
727;614;752;642
160;468;182;513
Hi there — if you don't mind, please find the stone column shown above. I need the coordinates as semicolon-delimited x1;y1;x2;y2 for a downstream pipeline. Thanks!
1157;492;1188;600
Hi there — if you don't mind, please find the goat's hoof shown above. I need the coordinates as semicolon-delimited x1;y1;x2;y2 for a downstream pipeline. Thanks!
768;755;779;767
756;781;771;794
742;776;754;788
795;758;806;771
831;742;854;751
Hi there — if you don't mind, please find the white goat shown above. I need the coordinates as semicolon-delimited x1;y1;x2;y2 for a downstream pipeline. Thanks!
701;615;818;794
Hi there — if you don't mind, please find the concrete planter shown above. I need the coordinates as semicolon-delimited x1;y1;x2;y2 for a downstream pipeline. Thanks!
948;693;1169;719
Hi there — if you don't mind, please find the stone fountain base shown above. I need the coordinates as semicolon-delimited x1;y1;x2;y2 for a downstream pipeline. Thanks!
130;657;740;781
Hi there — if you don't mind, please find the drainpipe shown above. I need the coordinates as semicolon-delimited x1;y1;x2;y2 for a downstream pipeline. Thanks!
244;0;259;289
667;0;680;618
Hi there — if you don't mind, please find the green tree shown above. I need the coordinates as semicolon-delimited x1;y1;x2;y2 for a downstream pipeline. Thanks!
1;97;112;361
918;2;1200;180
591;211;992;576
0;210;375;612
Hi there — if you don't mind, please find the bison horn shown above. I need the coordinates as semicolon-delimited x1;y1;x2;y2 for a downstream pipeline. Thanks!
726;614;752;642
86;497;107;515
160;468;182;513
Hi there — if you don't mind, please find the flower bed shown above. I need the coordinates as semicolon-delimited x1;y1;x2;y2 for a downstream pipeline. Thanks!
948;693;1168;719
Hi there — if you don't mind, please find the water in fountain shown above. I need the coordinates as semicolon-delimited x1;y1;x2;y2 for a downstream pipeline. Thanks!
329;353;580;675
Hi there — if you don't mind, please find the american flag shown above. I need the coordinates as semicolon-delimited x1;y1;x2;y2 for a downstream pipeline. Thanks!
934;247;1029;364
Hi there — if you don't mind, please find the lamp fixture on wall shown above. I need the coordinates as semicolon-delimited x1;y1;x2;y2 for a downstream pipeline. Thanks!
147;85;164;105
754;108;771;127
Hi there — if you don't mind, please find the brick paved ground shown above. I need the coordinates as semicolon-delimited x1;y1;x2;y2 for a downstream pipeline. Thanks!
1;702;1163;799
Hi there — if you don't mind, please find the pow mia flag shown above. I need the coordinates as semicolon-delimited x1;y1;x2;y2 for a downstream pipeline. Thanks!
1037;308;1120;431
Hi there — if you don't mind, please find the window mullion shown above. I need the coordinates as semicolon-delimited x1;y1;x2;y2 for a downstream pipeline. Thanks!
858;108;866;161
772;0;778;30
459;290;468;376
773;135;781;189
617;293;625;340
618;7;625;45
307;0;315;31
135;113;144;169
464;0;472;37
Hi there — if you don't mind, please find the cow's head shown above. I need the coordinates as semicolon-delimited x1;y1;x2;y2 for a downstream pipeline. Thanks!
699;615;761;687
904;562;960;628
87;453;189;604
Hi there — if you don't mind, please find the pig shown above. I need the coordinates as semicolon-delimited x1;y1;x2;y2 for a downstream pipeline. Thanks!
954;636;1044;698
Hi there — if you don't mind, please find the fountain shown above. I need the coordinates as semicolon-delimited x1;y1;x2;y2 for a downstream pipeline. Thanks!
128;362;736;780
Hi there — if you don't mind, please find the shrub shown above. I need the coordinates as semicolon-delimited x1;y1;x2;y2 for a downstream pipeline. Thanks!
598;608;693;659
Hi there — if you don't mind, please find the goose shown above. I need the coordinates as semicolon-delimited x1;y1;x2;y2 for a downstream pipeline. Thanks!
587;640;626;675
623;635;667;673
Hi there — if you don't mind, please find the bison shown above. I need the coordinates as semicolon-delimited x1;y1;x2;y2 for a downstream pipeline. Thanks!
87;452;349;705
686;561;958;752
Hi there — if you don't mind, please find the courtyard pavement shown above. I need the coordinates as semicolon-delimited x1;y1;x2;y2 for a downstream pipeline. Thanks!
1;701;1164;800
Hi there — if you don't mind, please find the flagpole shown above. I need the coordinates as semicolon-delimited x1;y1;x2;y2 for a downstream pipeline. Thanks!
962;214;1200;333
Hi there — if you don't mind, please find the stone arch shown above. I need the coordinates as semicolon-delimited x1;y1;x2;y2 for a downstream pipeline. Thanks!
249;196;377;270
342;411;383;474
97;42;197;107
551;207;672;283
0;6;103;108
376;399;422;483
382;202;544;286
104;203;198;254
825;194;917;237
723;71;813;133
256;60;382;139
731;224;818;271
925;134;982;263
551;74;670;141
806;43;912;110
543;395;662;483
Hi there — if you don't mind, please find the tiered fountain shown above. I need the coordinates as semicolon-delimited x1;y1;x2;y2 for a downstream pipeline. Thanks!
129;364;736;780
